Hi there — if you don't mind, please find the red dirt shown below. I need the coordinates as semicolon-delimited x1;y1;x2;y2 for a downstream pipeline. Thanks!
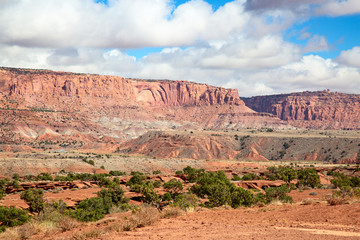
101;203;360;240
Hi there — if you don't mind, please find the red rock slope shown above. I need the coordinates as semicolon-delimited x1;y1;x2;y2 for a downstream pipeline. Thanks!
242;90;360;130
0;67;287;144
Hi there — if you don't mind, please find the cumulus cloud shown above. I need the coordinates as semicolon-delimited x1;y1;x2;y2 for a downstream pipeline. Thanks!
133;39;360;96
0;0;360;97
0;0;251;48
245;0;322;12
316;0;360;16
245;55;360;95
337;47;360;67
0;44;51;69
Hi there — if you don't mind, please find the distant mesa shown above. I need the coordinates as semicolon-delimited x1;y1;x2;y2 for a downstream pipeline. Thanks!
242;90;360;130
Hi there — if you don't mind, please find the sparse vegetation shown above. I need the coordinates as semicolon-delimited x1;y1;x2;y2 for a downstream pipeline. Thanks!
20;188;45;213
0;206;31;232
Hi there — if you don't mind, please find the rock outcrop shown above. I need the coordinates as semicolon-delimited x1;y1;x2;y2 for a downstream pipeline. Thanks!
242;90;360;129
119;131;360;163
0;67;287;145
0;67;243;109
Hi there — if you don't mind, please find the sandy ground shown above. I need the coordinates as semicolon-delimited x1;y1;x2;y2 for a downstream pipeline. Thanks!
103;203;360;240
3;186;360;240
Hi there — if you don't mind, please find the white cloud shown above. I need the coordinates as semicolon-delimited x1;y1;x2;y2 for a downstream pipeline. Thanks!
245;0;323;12
303;34;329;53
0;44;51;69
0;0;359;98
316;0;360;16
337;47;360;67
140;35;301;71
0;0;251;48
247;55;360;94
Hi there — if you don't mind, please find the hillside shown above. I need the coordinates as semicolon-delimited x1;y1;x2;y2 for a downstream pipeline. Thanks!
242;90;360;130
0;67;286;145
118;130;360;164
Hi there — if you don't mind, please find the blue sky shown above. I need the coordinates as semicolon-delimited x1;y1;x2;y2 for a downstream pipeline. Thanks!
287;14;360;59
0;0;360;96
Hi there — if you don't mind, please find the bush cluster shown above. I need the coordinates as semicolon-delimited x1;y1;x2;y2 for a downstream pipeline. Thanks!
0;206;30;232
329;173;360;200
265;166;321;188
190;170;266;208
54;172;111;182
68;185;129;222
20;188;45;213
184;167;292;208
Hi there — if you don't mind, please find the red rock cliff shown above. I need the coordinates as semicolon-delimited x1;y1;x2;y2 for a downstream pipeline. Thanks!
242;90;360;129
0;67;243;109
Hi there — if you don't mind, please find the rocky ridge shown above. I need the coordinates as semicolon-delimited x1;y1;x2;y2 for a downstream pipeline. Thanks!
242;90;360;130
0;67;286;144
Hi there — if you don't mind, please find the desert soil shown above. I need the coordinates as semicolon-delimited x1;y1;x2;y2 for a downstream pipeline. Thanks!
103;203;360;240
3;187;359;240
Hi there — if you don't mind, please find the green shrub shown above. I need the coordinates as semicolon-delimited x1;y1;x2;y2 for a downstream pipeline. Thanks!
8;180;21;189
68;197;109;222
113;177;121;185
230;187;255;208
24;175;36;181
20;188;45;213
264;185;293;203
191;171;232;197
109;170;126;176
37;201;67;223
0;206;30;232
162;192;172;201
97;186;128;205
130;171;144;176
152;170;161;175
242;173;261;181
183;166;205;183
191;171;234;207
330;172;352;188
297;168;321;188
283;142;290;149
139;181;161;205
266;166;297;184
205;182;232;207
175;170;183;175
98;177;118;188
163;179;183;196
153;180;162;188
126;174;146;187
12;173;20;181
231;175;242;181
130;184;142;193
0;179;9;200
54;176;70;181
350;176;360;187
173;193;198;211
36;172;53;181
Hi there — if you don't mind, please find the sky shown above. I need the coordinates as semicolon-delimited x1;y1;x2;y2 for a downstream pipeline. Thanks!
0;0;360;97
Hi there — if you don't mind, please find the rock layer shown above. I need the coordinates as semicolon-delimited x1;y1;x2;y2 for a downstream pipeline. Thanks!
0;67;243;109
0;67;287;144
119;131;360;163
242;90;360;129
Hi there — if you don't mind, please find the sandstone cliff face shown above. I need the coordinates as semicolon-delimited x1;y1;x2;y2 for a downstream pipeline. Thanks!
0;67;287;144
0;67;243;109
243;90;360;129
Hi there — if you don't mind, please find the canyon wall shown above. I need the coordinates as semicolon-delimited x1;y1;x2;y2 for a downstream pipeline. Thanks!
0;67;287;144
243;90;360;129
0;67;243;109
